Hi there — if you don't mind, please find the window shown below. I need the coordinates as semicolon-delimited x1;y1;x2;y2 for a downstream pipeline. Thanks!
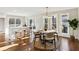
9;18;15;24
52;16;56;29
61;14;69;33
9;18;15;27
30;19;32;26
9;18;21;27
16;18;21;27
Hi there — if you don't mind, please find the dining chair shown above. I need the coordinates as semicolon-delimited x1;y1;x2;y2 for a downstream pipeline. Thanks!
33;32;41;45
43;32;56;50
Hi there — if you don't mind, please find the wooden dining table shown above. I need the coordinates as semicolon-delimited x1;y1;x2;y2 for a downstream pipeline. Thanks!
41;30;56;46
41;30;59;40
41;30;58;39
33;30;59;50
42;30;56;33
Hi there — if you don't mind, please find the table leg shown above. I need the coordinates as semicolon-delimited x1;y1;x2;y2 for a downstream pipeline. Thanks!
54;39;56;51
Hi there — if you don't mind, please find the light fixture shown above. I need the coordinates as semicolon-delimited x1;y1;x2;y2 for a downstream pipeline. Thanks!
44;7;49;31
45;7;48;17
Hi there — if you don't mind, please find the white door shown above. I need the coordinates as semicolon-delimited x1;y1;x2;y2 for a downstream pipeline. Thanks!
60;13;69;37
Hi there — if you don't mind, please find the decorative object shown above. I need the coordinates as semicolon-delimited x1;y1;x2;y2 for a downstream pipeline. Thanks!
68;18;79;39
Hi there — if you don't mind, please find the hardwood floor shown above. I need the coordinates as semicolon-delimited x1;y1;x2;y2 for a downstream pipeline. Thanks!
0;37;79;51
10;37;79;51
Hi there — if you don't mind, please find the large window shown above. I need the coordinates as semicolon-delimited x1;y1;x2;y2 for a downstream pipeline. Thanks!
61;15;69;33
9;18;21;27
52;16;56;29
16;18;21;27
9;18;15;27
9;17;22;39
60;14;69;37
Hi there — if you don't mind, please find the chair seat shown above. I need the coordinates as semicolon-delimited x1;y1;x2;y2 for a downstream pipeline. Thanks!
54;34;58;35
45;37;55;40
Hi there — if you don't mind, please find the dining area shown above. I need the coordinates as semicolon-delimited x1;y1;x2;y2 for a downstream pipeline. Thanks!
0;7;78;51
0;29;60;51
0;28;77;51
0;28;70;51
33;29;60;51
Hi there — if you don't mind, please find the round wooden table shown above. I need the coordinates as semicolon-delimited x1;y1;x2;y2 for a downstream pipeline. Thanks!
33;30;59;51
34;39;55;51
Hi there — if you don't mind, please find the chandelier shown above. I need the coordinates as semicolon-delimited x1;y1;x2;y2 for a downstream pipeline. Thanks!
45;7;48;16
44;7;49;31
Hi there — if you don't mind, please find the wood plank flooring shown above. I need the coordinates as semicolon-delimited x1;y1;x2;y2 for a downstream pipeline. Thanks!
0;37;79;51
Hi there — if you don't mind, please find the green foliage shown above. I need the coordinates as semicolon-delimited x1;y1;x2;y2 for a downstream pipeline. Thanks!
68;18;79;30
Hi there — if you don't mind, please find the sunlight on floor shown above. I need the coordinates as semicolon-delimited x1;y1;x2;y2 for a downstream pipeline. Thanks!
60;38;69;51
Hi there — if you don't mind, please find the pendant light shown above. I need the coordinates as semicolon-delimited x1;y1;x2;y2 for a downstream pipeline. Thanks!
44;7;48;31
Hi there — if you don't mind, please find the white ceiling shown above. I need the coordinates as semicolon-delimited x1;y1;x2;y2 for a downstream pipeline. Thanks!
0;7;76;16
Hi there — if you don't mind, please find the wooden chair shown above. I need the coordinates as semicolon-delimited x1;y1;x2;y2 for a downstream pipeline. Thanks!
33;32;41;46
43;32;56;50
15;30;30;46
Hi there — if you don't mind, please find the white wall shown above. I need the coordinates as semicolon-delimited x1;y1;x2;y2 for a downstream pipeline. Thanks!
76;8;79;39
0;18;5;32
5;16;9;42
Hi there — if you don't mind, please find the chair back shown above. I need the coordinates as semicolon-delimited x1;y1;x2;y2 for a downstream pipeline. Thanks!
34;32;40;38
45;32;55;38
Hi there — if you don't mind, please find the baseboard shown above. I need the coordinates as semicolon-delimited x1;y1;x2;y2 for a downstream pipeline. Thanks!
59;36;70;39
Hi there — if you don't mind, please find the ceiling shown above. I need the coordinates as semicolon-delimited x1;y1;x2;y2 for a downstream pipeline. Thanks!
0;7;76;16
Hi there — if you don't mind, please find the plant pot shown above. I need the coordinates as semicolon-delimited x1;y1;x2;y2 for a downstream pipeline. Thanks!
69;35;76;50
70;35;75;41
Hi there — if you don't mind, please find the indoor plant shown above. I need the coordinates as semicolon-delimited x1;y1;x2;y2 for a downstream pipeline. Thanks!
68;18;79;39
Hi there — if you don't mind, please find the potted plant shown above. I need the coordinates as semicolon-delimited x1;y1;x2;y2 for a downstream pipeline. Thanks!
68;18;79;40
